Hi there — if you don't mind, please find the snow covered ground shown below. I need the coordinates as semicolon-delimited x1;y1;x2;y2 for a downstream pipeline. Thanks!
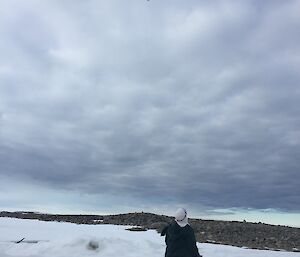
0;218;299;257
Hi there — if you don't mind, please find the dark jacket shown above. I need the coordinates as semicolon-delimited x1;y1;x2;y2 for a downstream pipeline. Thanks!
161;221;201;257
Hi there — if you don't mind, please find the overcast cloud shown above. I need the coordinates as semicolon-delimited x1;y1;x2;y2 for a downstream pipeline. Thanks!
0;0;299;216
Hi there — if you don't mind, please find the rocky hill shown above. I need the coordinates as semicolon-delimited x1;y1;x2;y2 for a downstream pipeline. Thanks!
1;211;299;252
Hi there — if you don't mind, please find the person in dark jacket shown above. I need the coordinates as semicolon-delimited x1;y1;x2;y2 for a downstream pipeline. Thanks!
161;208;202;257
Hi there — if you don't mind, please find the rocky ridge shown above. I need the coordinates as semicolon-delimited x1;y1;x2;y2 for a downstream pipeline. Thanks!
0;211;299;252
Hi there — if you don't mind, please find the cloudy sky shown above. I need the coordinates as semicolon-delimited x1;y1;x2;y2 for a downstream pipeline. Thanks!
0;0;299;226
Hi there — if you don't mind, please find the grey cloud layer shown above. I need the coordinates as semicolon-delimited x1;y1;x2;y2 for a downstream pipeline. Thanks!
0;0;299;212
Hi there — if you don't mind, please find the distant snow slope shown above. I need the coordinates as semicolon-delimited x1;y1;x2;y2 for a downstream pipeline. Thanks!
0;218;299;257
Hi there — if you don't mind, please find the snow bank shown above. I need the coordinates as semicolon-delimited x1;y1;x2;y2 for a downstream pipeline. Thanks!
0;218;299;257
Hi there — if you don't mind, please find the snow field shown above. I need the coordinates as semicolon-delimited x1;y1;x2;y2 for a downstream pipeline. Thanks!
0;218;299;257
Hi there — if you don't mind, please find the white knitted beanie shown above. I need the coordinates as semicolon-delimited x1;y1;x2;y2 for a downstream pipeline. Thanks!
175;208;188;227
